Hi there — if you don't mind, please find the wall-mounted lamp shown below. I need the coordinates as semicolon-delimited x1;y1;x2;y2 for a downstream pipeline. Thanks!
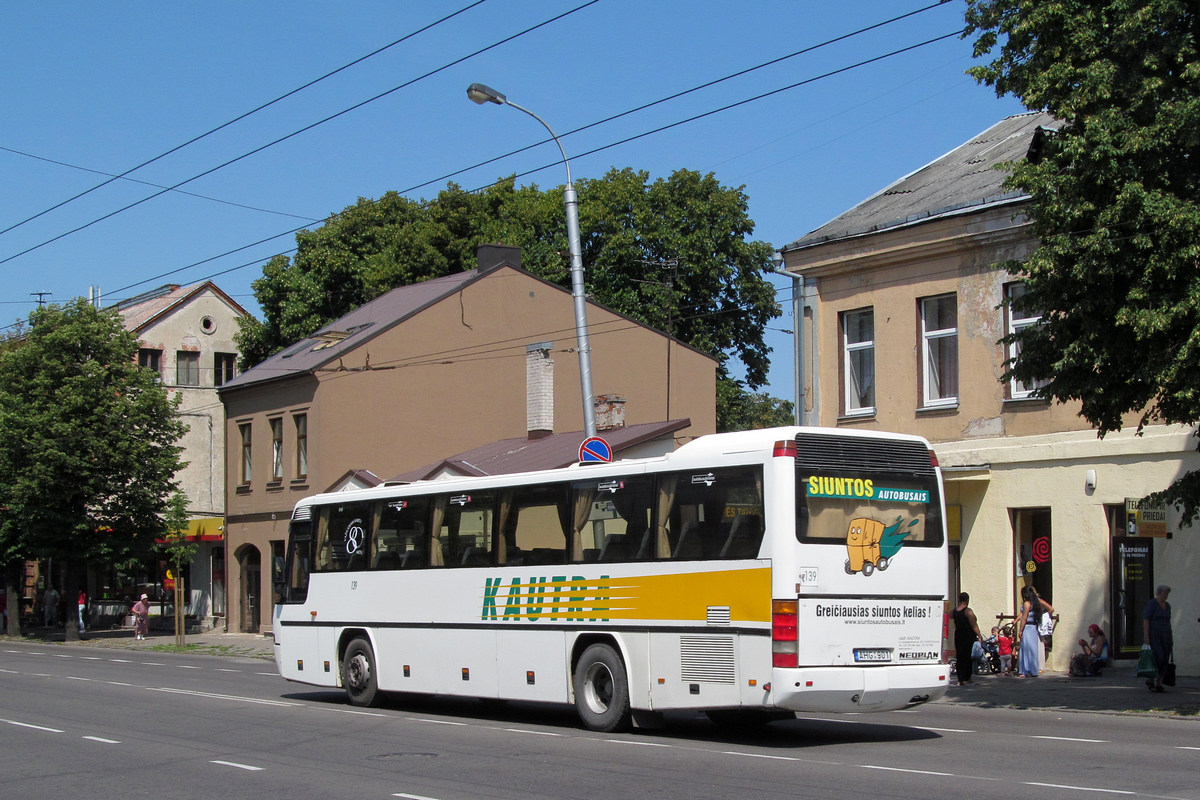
1085;469;1097;493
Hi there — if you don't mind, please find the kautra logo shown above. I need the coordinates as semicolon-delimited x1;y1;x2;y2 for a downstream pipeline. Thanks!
481;576;611;621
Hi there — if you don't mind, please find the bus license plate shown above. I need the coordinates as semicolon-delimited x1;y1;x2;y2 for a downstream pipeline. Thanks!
854;648;892;663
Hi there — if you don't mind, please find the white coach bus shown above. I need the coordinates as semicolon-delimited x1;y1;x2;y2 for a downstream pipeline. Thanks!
273;427;949;731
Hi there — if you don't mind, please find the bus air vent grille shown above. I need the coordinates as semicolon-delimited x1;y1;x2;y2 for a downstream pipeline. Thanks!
794;434;934;476
292;506;312;521
707;605;731;625
680;635;736;684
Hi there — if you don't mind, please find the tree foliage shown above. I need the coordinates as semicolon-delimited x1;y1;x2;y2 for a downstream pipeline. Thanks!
236;169;782;425
965;0;1200;522
0;300;187;590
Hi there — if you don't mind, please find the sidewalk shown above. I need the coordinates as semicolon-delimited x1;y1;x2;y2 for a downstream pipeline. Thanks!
1;626;275;660
937;666;1200;718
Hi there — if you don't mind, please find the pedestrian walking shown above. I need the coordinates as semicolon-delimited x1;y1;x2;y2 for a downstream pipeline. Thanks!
43;585;60;627
1143;585;1173;692
132;593;150;640
77;589;87;632
952;592;983;686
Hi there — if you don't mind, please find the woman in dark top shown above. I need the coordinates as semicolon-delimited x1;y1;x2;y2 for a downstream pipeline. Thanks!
952;592;983;686
1143;585;1173;692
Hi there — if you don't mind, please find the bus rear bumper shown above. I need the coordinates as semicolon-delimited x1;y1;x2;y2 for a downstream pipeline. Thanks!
770;664;950;713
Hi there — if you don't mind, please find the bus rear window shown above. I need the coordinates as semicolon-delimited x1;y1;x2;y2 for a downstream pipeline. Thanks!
797;473;943;548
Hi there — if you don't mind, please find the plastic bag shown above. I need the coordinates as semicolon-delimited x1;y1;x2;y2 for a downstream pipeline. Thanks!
1136;645;1158;678
1037;612;1055;637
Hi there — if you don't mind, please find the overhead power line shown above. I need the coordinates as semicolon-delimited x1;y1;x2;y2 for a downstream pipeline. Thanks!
0;0;491;240
99;15;958;301
0;0;601;268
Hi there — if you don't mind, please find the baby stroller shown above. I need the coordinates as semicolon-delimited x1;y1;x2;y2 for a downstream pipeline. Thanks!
974;637;1001;674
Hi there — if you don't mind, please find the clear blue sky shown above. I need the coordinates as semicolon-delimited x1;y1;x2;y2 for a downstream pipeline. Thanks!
0;0;1024;403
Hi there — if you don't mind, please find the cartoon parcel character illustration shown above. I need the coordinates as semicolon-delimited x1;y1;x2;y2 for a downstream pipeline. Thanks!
845;516;919;576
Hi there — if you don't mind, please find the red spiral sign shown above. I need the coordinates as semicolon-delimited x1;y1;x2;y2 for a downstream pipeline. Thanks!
1032;536;1051;563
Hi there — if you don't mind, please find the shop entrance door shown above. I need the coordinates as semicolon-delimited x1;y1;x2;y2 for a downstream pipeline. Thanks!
1111;537;1153;661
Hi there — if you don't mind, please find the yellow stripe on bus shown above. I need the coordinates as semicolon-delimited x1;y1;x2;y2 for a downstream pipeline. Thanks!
480;567;771;623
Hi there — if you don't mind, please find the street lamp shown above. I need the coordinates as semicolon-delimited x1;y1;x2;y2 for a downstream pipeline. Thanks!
467;83;597;438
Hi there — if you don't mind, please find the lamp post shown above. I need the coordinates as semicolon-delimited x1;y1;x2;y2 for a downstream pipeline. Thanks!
467;83;597;438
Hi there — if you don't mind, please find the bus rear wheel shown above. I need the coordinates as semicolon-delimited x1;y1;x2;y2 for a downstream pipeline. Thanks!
573;643;631;732
343;638;382;708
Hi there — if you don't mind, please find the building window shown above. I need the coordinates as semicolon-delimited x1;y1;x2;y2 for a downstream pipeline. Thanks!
176;351;200;387
270;418;284;482
214;352;237;386
294;413;308;479
841;308;875;416
920;294;958;407
138;348;162;377
239;422;252;485
1005;283;1048;400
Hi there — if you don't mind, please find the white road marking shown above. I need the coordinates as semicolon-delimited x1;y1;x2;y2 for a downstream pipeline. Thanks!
176;665;201;670
393;793;441;800
65;676;93;682
721;751;800;761
503;728;562;736
107;681;136;687
911;725;974;733
151;687;300;707
863;765;954;776
1025;782;1133;795
0;669;18;674
604;739;669;747
109;659;133;663
83;736;121;744
414;718;466;726
1;718;64;733
1031;735;1108;743
215;668;241;673
210;760;264;772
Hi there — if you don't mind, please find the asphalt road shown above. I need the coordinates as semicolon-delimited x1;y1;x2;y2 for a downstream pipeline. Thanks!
1;641;1197;800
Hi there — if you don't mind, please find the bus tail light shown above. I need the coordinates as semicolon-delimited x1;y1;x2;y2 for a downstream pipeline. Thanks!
772;599;798;668
773;440;797;459
928;449;939;468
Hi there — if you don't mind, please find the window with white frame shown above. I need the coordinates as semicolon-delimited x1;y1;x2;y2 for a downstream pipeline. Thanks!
1005;282;1048;399
920;294;958;407
270;418;284;482
841;308;875;415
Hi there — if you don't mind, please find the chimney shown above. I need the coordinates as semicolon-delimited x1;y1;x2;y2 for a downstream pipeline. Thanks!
526;342;554;439
594;394;626;431
477;243;522;273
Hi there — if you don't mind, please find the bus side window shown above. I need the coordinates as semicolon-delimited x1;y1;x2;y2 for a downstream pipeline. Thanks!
316;502;372;572
663;467;764;560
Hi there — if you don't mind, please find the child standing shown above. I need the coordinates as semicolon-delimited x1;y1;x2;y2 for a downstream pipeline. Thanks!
997;624;1014;675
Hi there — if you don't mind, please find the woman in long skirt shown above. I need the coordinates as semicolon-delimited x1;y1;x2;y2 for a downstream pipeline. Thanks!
1016;585;1052;677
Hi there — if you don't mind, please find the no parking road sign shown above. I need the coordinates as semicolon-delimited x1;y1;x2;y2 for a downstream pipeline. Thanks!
578;436;612;463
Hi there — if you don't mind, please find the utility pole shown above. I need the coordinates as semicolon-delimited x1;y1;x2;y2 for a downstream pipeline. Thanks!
638;258;680;421
30;291;51;308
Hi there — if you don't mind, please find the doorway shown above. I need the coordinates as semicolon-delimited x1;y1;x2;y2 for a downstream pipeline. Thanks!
239;546;261;634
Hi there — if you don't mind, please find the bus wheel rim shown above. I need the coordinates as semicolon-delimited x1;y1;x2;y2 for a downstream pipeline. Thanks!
583;662;613;713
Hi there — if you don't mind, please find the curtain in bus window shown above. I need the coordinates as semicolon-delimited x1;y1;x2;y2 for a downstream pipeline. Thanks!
319;503;371;572
429;495;447;567
655;475;677;559
496;490;515;565
315;510;332;570
567;487;594;562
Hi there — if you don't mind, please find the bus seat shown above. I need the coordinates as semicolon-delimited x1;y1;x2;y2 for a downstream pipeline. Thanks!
461;546;489;567
373;551;401;570
672;520;704;559
720;514;762;559
597;534;629;562
399;549;424;569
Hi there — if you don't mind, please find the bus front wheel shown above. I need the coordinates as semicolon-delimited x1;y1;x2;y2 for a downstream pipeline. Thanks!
573;643;631;732
343;638;382;708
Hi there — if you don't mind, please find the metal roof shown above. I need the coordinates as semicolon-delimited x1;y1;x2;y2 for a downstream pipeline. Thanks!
783;111;1059;252
217;269;480;391
386;418;692;483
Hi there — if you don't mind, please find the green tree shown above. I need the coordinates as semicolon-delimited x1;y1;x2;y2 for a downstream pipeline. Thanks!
965;0;1200;522
236;169;783;425
0;300;187;640
717;381;796;432
157;491;197;646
